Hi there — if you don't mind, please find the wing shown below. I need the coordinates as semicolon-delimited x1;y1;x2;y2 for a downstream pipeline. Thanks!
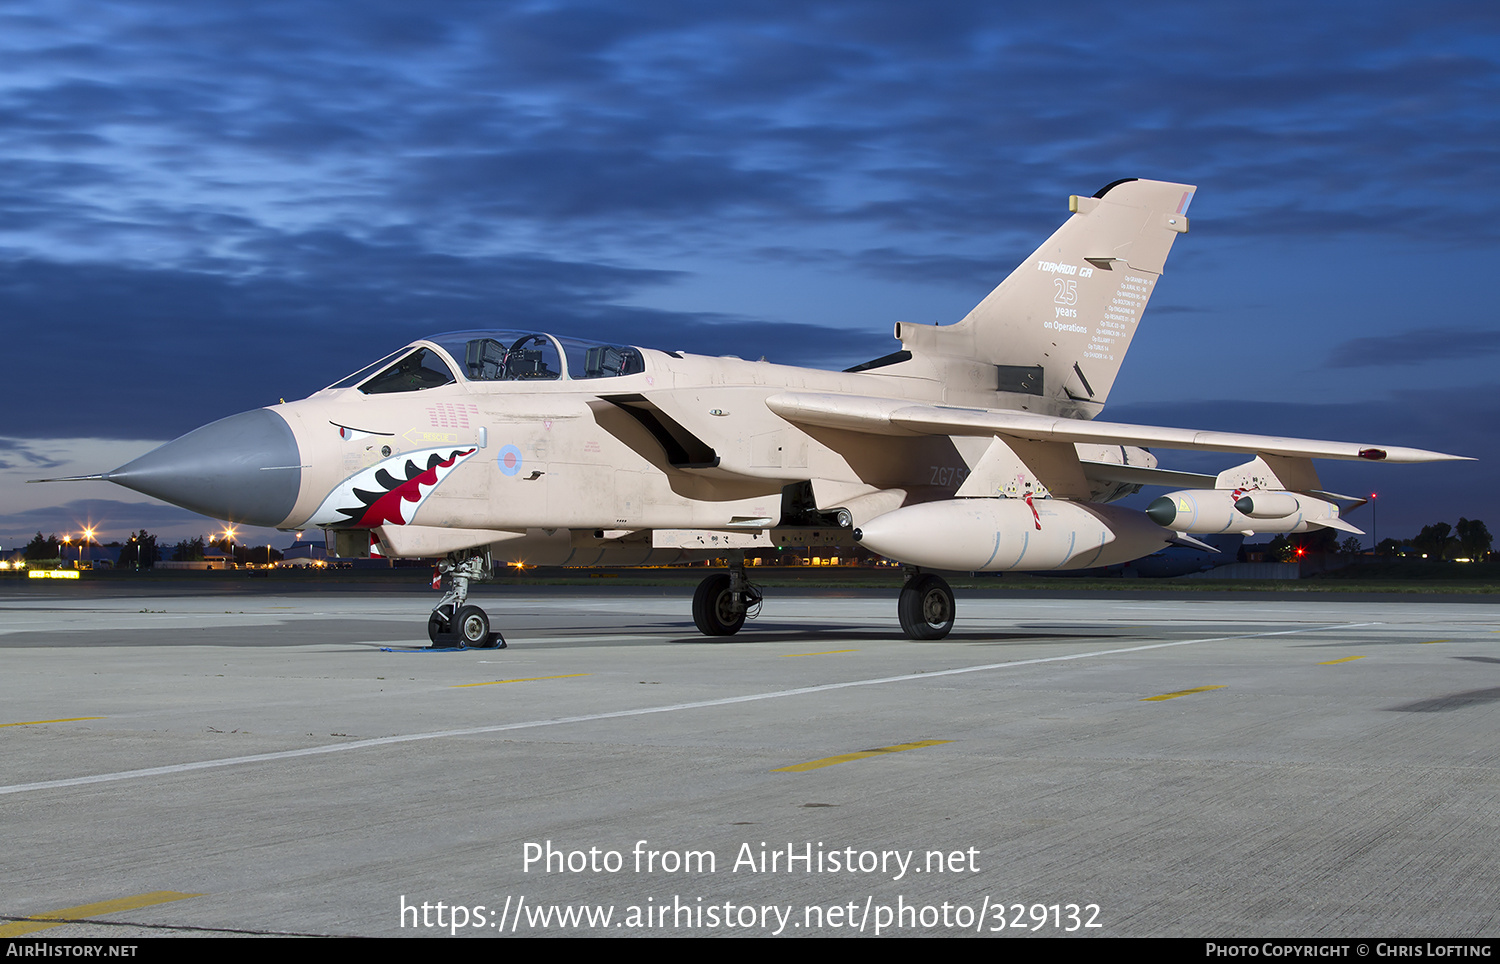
766;392;1469;464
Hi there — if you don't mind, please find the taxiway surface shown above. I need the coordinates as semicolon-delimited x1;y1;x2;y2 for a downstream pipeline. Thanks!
2;585;1497;938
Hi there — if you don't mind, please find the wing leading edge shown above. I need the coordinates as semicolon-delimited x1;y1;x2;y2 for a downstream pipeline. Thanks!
765;392;1470;464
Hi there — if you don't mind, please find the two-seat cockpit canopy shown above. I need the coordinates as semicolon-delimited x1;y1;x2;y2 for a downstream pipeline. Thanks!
327;330;646;395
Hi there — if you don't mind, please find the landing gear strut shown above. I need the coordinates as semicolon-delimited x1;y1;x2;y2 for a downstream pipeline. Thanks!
429;549;505;648
692;554;762;636
898;567;954;640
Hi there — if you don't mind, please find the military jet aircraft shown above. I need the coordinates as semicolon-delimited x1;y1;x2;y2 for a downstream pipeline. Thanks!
44;178;1467;646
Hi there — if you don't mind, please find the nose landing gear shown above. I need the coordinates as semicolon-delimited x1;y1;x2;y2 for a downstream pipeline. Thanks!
429;550;505;649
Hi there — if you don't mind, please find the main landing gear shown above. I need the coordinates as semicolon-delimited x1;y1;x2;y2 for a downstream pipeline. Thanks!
429;549;505;649
686;557;953;640
897;567;955;640
692;554;763;636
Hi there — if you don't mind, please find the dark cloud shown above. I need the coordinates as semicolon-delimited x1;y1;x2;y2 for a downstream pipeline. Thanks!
1327;328;1500;368
401;149;817;223
0;239;890;439
847;248;1017;287
751;245;1022;288
0;439;67;472
3;0;1493;254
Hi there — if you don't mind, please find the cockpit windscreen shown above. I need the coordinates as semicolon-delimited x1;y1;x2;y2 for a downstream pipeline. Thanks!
328;330;646;394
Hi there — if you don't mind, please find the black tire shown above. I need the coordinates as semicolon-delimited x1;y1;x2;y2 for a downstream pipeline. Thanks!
455;605;491;647
693;573;745;636
427;604;454;645
898;574;955;640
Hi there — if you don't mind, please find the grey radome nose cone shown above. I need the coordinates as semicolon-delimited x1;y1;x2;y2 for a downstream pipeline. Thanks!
105;408;302;527
1145;496;1176;527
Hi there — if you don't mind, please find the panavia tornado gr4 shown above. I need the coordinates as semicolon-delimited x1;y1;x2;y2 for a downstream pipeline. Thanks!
46;179;1467;646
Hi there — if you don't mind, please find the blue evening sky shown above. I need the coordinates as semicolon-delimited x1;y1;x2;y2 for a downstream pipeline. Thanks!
1;1;1495;548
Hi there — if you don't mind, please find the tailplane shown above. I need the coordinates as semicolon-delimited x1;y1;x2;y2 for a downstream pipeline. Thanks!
896;178;1195;417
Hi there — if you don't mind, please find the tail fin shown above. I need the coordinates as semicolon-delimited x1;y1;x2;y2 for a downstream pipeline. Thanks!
896;178;1195;417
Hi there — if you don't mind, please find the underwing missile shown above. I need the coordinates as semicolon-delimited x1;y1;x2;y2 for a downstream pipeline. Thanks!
1145;489;1361;535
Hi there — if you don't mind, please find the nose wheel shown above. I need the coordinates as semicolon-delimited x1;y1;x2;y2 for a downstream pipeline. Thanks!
427;603;505;649
427;550;505;649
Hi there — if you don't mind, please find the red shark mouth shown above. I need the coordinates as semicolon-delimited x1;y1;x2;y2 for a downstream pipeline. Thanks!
326;448;477;528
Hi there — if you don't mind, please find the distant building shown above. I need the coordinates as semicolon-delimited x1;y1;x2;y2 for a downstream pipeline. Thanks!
202;547;234;569
280;541;329;567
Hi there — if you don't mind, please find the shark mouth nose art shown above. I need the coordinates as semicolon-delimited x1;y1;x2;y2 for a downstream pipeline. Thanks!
309;447;479;528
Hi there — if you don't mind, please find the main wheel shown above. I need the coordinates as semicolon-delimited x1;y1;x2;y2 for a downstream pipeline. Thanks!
427;604;455;645
898;574;955;640
455;605;491;647
693;573;745;636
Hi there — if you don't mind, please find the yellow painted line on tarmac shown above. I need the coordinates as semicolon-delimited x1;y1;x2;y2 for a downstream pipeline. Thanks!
1419;639;1449;644
0;891;202;937
774;739;951;772
1318;655;1367;665
780;649;857;657
1141;685;1225;702
453;674;590;688
0;717;104;728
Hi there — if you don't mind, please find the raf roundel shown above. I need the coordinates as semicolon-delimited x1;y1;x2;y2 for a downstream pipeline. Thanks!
497;444;523;477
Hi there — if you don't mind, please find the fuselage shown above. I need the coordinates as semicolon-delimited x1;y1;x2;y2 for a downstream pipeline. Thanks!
103;327;1151;560
272;331;1147;538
